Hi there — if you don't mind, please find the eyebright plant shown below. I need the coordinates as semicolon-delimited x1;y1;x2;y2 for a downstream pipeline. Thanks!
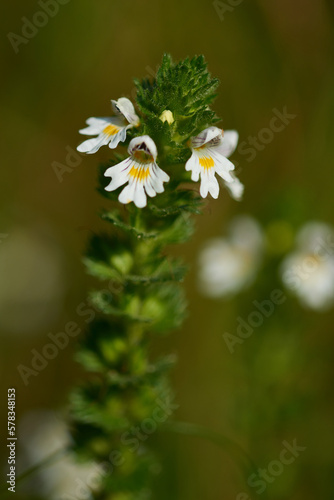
70;54;243;499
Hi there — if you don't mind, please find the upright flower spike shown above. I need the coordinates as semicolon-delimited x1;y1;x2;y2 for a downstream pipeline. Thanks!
185;127;242;199
104;135;170;208
70;55;246;500
77;97;140;154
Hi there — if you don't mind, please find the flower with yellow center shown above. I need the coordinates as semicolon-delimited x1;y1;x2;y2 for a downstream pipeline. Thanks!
77;97;140;154
185;126;242;199
104;136;170;208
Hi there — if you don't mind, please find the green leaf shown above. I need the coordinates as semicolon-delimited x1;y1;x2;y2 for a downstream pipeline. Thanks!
89;290;152;324
102;210;158;239
141;284;187;334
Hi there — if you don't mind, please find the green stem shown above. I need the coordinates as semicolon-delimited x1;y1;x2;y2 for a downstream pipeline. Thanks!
0;448;68;496
162;420;268;499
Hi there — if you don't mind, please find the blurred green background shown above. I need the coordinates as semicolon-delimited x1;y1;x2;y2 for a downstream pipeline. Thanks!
1;0;334;498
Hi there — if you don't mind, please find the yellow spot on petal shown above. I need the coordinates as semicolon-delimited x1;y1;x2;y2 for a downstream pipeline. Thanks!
129;166;150;182
199;156;214;170
103;124;120;136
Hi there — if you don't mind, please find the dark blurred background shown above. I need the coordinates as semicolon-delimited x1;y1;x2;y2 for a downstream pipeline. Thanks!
1;0;334;498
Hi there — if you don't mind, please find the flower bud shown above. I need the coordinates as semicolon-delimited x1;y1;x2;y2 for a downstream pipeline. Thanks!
159;110;174;124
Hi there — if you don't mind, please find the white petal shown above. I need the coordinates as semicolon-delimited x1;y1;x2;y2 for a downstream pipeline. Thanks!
212;152;235;182
199;170;219;199
190;126;222;149
145;173;157;198
149;164;169;194
112;97;140;125
77;134;111;154
104;158;131;191
224;174;244;201
119;181;147;208
133;183;147;208
185;153;201;182
79;117;117;135
207;175;220;199
107;126;128;149
216;130;239;158
77;115;129;153
199;175;209;198
155;165;170;183
118;183;136;205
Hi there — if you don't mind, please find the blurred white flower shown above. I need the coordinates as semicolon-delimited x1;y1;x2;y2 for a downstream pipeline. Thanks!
281;222;334;310
19;410;104;499
198;216;264;297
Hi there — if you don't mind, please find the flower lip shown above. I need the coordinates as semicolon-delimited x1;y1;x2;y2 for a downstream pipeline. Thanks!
191;126;223;149
111;97;140;126
103;135;169;208
128;135;158;161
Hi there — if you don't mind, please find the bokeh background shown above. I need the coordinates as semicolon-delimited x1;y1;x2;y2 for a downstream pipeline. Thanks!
1;0;334;498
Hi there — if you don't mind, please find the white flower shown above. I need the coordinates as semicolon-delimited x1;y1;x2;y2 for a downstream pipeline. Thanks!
104;135;170;208
281;222;334;310
198;216;264;297
18;410;103;499
185;127;243;199
77;97;140;154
